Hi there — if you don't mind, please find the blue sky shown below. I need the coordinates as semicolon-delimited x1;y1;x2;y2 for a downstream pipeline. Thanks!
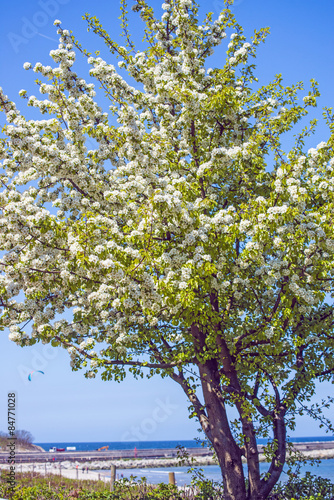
0;0;334;443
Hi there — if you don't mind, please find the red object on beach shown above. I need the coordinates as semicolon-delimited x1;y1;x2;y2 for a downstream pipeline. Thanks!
134;447;137;458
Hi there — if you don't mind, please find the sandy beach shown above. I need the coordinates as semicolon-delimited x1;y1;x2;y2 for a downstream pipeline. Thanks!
1;461;108;483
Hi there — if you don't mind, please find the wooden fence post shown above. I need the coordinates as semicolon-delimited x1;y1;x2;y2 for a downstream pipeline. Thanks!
169;472;175;485
110;464;116;491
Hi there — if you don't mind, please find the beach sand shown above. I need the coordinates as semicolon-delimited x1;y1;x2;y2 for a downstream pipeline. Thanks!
1;462;108;483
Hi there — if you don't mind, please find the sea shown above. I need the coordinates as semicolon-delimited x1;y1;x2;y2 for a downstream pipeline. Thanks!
103;460;334;486
36;437;334;486
36;436;334;452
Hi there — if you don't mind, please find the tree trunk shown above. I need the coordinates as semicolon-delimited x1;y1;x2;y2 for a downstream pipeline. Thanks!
172;318;287;499
198;362;247;500
213;325;265;498
259;408;287;499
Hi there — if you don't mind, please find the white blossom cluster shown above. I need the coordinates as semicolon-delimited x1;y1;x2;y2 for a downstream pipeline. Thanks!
0;0;333;380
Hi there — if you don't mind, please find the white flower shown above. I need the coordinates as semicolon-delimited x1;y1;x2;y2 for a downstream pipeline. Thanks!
23;62;32;70
303;96;312;103
308;147;318;157
53;19;61;26
112;299;121;308
234;47;247;58
8;331;21;342
239;220;251;232
265;326;274;338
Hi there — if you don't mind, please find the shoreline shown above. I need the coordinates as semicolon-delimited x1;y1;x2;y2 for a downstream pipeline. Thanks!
2;447;334;482
1;441;334;484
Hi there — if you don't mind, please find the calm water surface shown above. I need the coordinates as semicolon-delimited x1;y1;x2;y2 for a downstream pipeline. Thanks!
100;459;334;486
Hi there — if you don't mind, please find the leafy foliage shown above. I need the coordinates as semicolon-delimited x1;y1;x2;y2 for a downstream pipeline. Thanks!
2;470;334;500
0;470;232;499
272;471;334;500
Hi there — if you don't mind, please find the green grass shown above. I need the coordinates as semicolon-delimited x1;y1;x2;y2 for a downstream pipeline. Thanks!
0;471;109;498
0;471;198;499
3;469;334;499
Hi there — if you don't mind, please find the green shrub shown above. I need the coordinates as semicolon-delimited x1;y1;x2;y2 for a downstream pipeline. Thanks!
271;471;334;500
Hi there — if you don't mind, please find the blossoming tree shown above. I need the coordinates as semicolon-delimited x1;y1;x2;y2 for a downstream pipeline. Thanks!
1;0;334;498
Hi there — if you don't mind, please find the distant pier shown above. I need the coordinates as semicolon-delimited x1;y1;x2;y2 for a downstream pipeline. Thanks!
1;441;334;464
0;447;209;463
